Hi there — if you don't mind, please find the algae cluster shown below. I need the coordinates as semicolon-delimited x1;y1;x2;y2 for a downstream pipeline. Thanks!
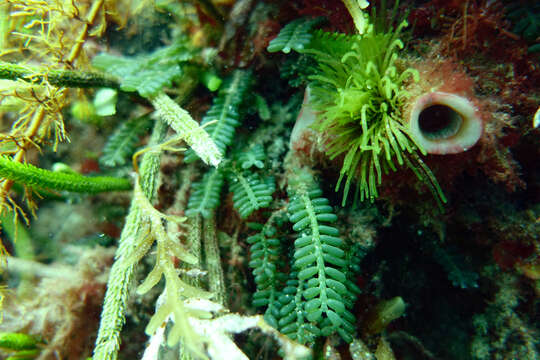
0;1;538;360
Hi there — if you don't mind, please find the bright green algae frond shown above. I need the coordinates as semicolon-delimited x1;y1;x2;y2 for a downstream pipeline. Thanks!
267;9;446;205
307;22;426;204
0;155;131;193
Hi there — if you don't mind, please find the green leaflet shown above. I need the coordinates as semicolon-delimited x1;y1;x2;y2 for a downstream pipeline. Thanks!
186;168;225;219
267;18;322;54
280;53;317;88
228;172;274;219
506;2;540;53
92;38;194;98
254;94;271;121
506;2;540;43
0;332;41;360
0;332;41;351
247;221;284;328
237;144;266;170
0;156;131;193
277;275;320;344
184;70;252;163
100;116;153;168
185;123;273;222
228;144;274;218
286;172;355;343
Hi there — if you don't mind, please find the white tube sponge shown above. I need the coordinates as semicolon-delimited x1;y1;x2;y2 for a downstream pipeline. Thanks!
409;91;483;154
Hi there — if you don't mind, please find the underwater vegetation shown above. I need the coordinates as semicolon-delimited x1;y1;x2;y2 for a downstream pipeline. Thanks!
0;0;538;360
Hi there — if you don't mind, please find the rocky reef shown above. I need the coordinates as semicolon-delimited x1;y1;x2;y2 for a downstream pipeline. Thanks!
0;1;537;359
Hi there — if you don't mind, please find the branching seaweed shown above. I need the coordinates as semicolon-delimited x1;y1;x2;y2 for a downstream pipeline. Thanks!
286;170;356;343
0;61;120;88
0;155;131;193
247;217;285;328
228;171;275;219
149;92;222;167
91;38;194;98
100;116;153;168
186;168;225;219
184;70;252;163
0;1;503;360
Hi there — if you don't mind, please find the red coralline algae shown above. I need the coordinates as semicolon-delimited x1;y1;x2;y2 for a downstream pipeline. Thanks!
404;59;483;112
410;0;539;119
